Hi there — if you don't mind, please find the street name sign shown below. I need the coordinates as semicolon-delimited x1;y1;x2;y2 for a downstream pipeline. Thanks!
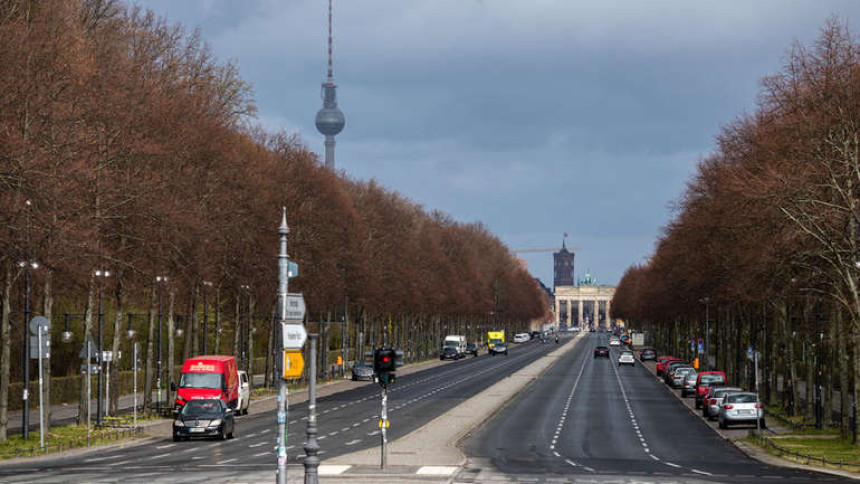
282;323;307;350
29;316;49;335
284;293;306;321
282;350;305;379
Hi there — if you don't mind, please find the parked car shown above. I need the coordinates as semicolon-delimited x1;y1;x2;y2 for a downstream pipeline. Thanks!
695;371;728;408
236;370;251;415
705;386;743;419
663;361;690;384
440;347;461;360
618;349;635;366
669;367;696;388
466;342;479;357
173;398;235;441
681;371;699;397
639;348;657;361
594;346;610;358
718;392;765;429
656;356;681;376
351;360;375;381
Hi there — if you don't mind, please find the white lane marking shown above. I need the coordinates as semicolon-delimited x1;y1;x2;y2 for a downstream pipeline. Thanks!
345;439;362;446
249;442;266;448
109;460;132;466
650;454;660;461
261;428;272;433
245;433;257;438
149;453;171;460
319;465;352;475
155;444;177;450
416;466;458;476
84;454;125;462
564;459;578;467
664;462;681;468
254;452;268;457
217;458;237;464
691;469;713;476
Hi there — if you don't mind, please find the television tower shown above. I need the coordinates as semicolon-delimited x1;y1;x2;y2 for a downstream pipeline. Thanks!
315;0;345;170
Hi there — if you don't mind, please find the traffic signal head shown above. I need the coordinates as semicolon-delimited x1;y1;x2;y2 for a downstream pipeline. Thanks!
374;347;397;373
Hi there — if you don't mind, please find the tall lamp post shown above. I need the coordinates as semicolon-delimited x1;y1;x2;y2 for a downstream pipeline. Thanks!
701;297;710;371
155;276;168;413
94;268;110;425
19;259;39;439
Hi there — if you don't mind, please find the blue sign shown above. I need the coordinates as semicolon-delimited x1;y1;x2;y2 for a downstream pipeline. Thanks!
698;339;704;354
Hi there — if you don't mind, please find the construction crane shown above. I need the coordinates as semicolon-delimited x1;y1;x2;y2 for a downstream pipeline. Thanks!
512;247;579;254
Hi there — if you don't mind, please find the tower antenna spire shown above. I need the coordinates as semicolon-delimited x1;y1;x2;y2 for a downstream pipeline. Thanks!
315;0;345;170
326;0;334;85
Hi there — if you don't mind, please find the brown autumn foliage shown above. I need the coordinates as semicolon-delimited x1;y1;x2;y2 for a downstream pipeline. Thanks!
612;19;860;433
0;0;549;437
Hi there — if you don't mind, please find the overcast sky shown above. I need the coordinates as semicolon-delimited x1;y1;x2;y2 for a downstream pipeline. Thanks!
135;0;860;287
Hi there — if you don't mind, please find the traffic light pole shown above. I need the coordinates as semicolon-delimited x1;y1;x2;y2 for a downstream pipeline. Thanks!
276;209;290;484
380;385;388;469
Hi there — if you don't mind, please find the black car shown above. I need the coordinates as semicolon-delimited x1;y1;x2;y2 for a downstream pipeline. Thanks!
173;399;235;441
440;347;460;360
594;346;610;358
351;360;375;381
639;348;657;361
488;341;508;356
466;342;479;357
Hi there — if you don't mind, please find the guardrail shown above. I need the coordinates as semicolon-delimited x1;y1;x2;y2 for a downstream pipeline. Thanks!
753;433;860;471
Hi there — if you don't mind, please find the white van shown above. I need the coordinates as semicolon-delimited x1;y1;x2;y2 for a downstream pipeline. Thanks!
443;335;467;357
513;333;530;343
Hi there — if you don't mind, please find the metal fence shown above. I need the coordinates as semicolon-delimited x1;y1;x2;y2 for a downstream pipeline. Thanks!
753;433;860;471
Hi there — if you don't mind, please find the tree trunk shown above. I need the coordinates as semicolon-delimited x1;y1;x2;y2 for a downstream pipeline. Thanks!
839;307;850;438
0;263;14;441
182;289;193;362
247;296;256;376
143;286;156;415
213;287;222;355
167;288;176;389
233;296;241;360
191;284;199;357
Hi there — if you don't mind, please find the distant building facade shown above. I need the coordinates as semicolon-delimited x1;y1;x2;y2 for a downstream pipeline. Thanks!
553;243;575;288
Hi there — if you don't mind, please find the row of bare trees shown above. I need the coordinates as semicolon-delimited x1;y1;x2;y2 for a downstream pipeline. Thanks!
613;20;860;437
0;0;550;441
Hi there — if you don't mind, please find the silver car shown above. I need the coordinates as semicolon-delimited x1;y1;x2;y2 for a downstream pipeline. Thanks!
670;367;695;388
718;392;766;429
704;387;743;419
681;371;699;397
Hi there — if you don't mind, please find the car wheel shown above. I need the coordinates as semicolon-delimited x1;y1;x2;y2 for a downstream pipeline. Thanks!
243;406;249;415
220;426;228;440
505;351;508;356
760;419;767;429
173;433;181;442
718;419;726;429
695;401;701;409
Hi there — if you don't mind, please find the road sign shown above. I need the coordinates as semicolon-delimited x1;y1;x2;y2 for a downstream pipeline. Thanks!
282;350;305;379
29;316;49;335
288;261;299;278
102;351;113;363
29;335;50;359
80;364;99;374
282;323;307;350
284;293;306;321
79;334;98;359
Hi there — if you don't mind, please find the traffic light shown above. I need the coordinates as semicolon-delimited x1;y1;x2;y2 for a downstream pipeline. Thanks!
373;347;400;387
374;347;397;373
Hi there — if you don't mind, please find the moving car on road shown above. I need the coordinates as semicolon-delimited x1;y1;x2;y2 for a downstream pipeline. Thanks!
618;349;635;366
609;336;621;346
173;355;240;414
594;346;610;358
173;399;235;441
513;333;530;343
488;341;508;356
718;392;765;429
236;370;251;415
639;348;657;361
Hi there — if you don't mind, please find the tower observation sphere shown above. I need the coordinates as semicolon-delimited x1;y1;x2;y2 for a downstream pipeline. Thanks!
315;86;345;136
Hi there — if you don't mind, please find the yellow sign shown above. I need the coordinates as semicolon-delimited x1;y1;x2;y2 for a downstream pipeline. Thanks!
378;419;389;428
336;355;343;366
282;350;305;379
693;358;700;370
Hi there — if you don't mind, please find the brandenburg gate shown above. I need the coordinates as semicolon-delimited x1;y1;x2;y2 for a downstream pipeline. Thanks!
554;273;615;328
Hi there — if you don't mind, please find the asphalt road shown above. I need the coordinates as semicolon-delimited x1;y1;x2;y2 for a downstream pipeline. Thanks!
460;331;855;484
0;338;560;483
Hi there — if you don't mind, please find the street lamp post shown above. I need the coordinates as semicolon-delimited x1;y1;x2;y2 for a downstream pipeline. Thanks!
94;269;110;425
815;297;823;430
701;297;710;371
20;260;38;439
155;276;167;413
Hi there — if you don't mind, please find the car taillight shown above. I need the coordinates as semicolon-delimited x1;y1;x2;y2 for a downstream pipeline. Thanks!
709;399;716;405
755;404;763;409
724;404;734;409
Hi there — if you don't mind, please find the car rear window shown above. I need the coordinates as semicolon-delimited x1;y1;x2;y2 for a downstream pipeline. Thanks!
700;374;725;385
726;394;757;404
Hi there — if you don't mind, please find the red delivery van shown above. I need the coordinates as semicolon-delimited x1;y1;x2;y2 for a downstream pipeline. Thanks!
173;355;239;413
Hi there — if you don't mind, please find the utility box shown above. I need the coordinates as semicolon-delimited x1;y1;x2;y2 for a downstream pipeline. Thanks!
632;332;645;348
